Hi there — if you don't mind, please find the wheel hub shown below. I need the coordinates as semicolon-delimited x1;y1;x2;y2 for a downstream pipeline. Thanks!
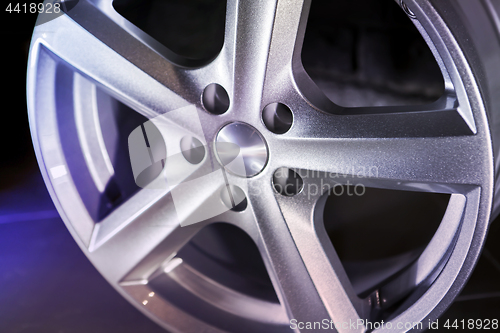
215;122;268;178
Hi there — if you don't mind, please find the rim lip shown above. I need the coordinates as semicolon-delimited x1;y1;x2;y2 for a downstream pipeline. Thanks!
25;44;232;333
412;0;493;327
402;1;494;328
354;1;494;329
26;40;286;332
26;0;495;331
284;0;494;326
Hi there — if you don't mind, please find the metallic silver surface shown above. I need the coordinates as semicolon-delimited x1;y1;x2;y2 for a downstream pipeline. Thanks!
180;136;205;165
26;0;500;332
216;122;268;178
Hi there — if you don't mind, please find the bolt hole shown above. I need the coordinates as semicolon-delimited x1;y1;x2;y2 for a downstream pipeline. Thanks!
273;168;304;196
262;103;293;134
180;136;205;164
220;185;247;211
202;83;230;115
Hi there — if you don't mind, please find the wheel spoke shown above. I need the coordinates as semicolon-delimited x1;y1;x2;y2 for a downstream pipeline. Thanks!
283;91;471;138
223;0;279;121
242;181;367;332
27;0;496;331
222;0;310;122
74;0;233;105
278;0;478;138
244;185;331;326
260;0;311;108
88;163;235;283
272;125;484;191
275;189;371;328
87;190;195;283
33;10;190;118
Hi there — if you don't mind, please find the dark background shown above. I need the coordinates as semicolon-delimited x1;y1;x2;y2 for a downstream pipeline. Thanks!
0;6;165;333
0;5;499;333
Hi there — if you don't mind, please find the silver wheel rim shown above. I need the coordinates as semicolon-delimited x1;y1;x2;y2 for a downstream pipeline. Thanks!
27;0;494;332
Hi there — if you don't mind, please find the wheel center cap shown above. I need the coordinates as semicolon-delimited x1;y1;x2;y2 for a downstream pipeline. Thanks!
215;122;268;177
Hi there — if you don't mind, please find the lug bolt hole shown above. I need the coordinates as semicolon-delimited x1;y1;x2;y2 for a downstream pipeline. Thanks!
262;103;293;134
273;168;303;196
180;136;205;165
220;185;247;212
202;83;230;115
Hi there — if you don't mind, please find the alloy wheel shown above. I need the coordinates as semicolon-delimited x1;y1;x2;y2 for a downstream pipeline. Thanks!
27;0;496;332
